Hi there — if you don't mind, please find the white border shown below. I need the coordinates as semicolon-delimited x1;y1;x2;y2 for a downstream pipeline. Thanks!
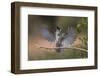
20;6;95;70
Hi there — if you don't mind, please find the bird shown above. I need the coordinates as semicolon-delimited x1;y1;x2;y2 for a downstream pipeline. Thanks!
40;24;77;52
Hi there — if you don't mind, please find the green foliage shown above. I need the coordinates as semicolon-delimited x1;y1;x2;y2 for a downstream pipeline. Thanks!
76;17;88;34
77;17;88;49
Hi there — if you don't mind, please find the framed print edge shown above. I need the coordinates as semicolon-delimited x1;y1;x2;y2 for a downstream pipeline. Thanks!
94;7;98;69
11;2;98;74
11;2;20;73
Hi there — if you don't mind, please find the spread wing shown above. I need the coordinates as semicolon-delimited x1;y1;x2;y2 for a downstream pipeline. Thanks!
40;25;55;42
62;26;76;47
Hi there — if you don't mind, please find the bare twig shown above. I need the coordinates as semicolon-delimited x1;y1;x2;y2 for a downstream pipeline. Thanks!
39;46;87;52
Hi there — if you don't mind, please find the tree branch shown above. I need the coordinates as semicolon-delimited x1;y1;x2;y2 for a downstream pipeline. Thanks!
39;46;87;52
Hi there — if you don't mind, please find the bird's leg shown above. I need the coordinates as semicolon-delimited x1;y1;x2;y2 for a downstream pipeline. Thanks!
56;41;61;52
56;37;63;52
